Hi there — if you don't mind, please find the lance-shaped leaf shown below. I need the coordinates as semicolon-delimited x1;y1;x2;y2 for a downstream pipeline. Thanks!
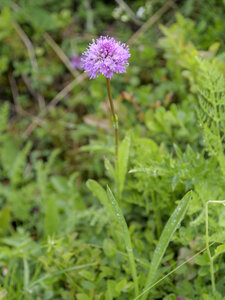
141;191;192;300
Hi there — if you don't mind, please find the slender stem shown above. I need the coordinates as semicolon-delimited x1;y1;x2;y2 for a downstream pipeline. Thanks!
205;201;216;296
106;78;119;163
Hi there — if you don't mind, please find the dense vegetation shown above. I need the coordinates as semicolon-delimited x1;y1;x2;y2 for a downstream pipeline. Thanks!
0;0;225;299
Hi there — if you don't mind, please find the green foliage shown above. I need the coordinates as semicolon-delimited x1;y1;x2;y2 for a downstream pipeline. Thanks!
44;195;59;236
196;59;225;173
142;191;192;300
87;180;139;295
0;0;225;299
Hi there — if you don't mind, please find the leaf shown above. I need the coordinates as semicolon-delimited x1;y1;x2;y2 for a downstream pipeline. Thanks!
214;245;225;259
142;191;192;300
87;180;139;296
219;210;225;227
86;179;110;212
44;195;59;236
117;134;131;197
0;206;11;236
51;176;68;193
10;142;32;186
104;157;116;179
0;102;9;134
76;294;90;300
106;186;139;296
19;6;57;31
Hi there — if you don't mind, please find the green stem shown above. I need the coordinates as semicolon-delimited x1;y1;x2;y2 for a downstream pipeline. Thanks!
106;78;119;164
205;201;216;296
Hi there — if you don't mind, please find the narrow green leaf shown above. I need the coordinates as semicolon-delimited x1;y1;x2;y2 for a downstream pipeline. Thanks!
87;180;139;296
0;205;11;236
104;157;116;179
44;195;59;236
86;179;111;211
106;186;139;296
28;263;97;288
118;134;131;196
142;191;192;300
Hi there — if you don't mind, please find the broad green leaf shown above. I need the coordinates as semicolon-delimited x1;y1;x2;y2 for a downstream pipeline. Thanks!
115;279;128;293
219;210;225;227
51;175;68;193
103;238;117;257
79;270;95;281
214;244;225;259
142;191;192;300
76;294;90;300
117;134;131;197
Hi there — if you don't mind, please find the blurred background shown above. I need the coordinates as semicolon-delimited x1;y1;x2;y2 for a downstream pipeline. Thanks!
0;0;225;299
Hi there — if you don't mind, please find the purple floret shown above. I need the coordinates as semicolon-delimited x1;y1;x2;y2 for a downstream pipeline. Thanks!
71;55;83;70
82;36;130;79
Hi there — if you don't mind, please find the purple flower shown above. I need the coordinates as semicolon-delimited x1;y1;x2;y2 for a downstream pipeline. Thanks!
82;36;130;79
71;55;83;70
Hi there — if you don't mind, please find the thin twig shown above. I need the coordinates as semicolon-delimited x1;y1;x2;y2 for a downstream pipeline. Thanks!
12;20;46;110
23;73;88;137
46;73;88;110
115;0;143;25
44;33;79;77
12;20;38;72
22;75;45;110
8;72;22;114
128;0;174;45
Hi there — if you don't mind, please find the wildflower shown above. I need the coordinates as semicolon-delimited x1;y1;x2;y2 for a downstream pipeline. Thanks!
82;36;130;79
71;55;83;70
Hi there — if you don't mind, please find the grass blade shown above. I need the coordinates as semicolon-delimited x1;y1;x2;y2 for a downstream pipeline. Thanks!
28;263;97;288
142;191;192;300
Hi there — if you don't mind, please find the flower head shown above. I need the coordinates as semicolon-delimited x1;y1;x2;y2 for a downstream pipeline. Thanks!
71;55;83;70
82;36;130;79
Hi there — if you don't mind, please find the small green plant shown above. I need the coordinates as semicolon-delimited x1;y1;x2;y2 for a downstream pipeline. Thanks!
197;59;225;175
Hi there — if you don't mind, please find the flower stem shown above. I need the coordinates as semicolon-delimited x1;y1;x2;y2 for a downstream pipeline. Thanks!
106;78;119;164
